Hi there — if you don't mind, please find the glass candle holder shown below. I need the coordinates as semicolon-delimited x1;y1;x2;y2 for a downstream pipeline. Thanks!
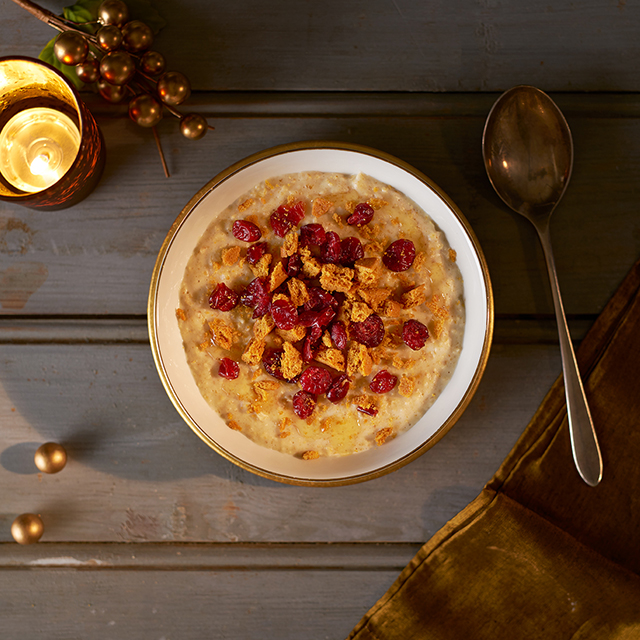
0;56;106;210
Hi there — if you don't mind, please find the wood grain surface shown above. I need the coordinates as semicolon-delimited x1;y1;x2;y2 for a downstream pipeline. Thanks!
1;0;639;637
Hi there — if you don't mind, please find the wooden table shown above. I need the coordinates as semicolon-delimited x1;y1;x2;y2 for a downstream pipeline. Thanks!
1;0;639;637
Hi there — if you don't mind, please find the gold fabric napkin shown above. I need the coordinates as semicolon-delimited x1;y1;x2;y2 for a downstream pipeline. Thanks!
348;259;640;640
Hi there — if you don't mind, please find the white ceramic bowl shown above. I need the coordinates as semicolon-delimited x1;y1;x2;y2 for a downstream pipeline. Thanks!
148;142;493;486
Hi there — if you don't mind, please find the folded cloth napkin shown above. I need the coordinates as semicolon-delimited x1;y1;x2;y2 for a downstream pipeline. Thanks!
348;258;640;640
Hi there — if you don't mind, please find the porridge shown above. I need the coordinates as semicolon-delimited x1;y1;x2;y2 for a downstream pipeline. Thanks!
177;171;465;458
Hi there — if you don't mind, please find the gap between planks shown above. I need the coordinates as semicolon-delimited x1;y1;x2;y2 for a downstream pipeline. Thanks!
0;542;421;571
0;316;595;345
82;92;640;119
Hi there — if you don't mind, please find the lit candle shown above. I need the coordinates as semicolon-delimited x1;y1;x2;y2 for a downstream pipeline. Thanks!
0;106;81;193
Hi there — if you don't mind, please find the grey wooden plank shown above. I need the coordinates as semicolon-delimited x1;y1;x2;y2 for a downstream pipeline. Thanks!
0;342;561;543
0;101;638;317
3;0;640;92
0;566;391;640
0;541;421;569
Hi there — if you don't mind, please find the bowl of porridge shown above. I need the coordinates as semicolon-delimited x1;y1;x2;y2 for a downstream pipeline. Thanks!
148;141;493;486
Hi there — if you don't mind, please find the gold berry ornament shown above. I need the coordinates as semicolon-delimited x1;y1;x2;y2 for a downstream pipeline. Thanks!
97;24;123;52
11;513;44;545
140;50;166;76
34;442;68;474
100;50;135;85
157;71;191;106
98;78;127;103
54;31;88;65
98;0;129;27
180;114;208;140
122;20;154;53
129;94;163;127
75;57;100;83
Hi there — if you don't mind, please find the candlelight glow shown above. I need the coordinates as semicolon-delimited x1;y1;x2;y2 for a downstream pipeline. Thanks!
0;107;81;193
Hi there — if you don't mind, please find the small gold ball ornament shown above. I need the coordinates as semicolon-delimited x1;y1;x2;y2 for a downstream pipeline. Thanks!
34;442;67;474
54;32;89;66
157;71;191;106
98;78;127;103
122;20;154;53
11;513;44;544
180;114;208;140
100;50;135;86
98;0;129;27
129;94;163;127
140;50;166;76
97;24;123;52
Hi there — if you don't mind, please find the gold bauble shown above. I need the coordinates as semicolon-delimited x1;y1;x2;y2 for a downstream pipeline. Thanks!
98;0;129;27
180;114;208;140
97;25;123;52
98;78;127;103
100;50;135;86
34;442;67;474
122;20;154;53
75;58;100;83
129;94;163;128
140;51;166;76
11;513;44;544
54;32;89;66
157;71;191;106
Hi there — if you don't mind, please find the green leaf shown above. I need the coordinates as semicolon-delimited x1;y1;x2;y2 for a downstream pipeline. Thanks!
38;36;85;90
63;0;101;32
126;0;167;35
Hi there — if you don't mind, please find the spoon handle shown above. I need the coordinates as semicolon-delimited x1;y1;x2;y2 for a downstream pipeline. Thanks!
536;225;603;486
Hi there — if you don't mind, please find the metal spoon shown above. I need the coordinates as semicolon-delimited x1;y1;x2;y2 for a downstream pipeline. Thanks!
482;85;603;486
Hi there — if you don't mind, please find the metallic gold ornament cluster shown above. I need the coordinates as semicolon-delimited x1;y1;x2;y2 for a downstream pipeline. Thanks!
10;442;68;544
49;0;208;140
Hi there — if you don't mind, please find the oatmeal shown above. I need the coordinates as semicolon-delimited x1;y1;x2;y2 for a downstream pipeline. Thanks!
177;172;464;458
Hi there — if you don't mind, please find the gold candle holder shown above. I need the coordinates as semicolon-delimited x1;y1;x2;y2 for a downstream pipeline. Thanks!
0;56;105;210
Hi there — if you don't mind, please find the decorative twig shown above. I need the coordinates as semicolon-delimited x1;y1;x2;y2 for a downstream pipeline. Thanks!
152;126;170;178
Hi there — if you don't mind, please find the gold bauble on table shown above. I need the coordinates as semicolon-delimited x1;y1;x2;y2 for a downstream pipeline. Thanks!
34;442;68;474
140;51;166;76
11;513;44;544
180;114;208;140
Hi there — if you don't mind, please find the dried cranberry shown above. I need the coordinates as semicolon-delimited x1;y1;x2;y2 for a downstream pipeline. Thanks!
270;201;306;237
339;236;364;266
246;242;268;265
316;306;336;327
370;370;398;394
402;319;429;350
218;357;240;380
241;277;271;318
350;314;385;348
292;390;316;419
320;231;342;264
347;202;374;227
326;373;350;403
209;283;239;311
329;321;348;350
299;365;332;395
299;223;326;247
357;405;378;417
232;219;262;242
382;239;416;272
285;253;302;277
262;348;286;380
304;287;338;312
302;325;323;362
271;298;298;330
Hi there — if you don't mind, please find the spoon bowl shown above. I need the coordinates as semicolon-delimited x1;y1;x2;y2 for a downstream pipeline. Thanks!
483;85;603;487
